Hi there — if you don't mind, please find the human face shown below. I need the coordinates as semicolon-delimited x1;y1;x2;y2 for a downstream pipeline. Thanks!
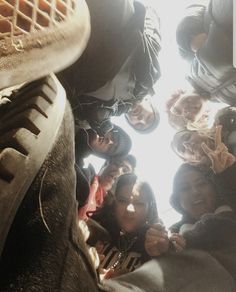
174;131;214;166
176;170;216;220
99;160;133;191
126;99;155;131
171;93;206;123
89;130;118;155
190;33;208;52
115;184;148;233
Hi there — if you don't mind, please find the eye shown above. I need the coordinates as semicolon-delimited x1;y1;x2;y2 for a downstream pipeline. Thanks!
134;202;146;208
176;185;190;193
117;198;128;204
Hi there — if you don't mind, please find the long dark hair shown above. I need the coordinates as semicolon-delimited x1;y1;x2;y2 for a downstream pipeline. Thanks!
170;163;224;217
92;173;159;246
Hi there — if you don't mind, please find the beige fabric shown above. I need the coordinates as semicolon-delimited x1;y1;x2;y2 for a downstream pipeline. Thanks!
0;0;91;90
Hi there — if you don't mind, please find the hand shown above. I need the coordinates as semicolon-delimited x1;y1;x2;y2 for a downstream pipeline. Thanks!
95;241;105;262
99;268;115;280
169;233;186;252
145;223;170;257
201;125;236;173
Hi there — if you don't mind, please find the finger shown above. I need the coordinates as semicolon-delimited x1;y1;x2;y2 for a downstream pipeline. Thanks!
147;228;168;237
104;268;115;280
149;223;167;231
172;241;185;252
225;153;236;168
201;142;212;156
146;232;168;241
215;125;222;147
170;235;186;247
216;142;228;153
146;234;168;243
220;151;228;165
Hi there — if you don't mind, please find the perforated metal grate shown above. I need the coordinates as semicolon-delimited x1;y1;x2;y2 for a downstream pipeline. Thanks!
0;0;77;39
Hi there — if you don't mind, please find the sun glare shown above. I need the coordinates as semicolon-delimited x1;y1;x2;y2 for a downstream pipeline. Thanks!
85;0;214;228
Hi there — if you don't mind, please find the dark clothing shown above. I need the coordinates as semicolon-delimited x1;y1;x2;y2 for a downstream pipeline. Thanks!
57;0;161;135
214;106;236;157
74;95;133;136
106;250;236;292
183;210;236;250
0;90;98;291
170;162;236;286
214;162;236;210
186;0;236;105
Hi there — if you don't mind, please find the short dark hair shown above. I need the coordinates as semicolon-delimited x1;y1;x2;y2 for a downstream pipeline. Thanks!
176;4;206;61
116;173;158;225
170;163;216;215
106;125;132;158
125;101;160;134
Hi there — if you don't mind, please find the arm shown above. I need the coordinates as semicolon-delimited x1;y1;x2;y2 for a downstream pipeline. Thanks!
133;2;161;98
184;212;236;250
77;96;118;136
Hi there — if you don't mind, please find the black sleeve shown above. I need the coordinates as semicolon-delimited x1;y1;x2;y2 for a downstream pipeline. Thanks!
133;2;161;98
215;162;236;195
77;96;118;136
208;0;232;34
184;212;236;250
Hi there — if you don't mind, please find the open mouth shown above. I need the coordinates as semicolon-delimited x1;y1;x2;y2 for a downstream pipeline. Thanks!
192;199;204;205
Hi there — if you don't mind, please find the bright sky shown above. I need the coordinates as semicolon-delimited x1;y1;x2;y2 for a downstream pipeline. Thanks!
85;0;206;228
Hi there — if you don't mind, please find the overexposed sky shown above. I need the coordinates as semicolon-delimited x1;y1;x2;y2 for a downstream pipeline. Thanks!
86;0;201;227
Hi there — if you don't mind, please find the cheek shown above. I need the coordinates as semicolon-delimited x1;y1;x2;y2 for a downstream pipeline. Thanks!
115;204;125;219
179;193;192;213
135;206;148;222
128;115;139;125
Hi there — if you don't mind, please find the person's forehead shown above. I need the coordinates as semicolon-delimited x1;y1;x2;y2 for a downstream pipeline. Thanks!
133;112;155;130
175;93;200;105
178;170;202;185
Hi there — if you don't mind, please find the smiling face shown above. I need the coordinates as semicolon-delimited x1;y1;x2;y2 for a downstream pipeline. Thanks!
176;169;216;220
89;130;118;156
115;183;148;233
126;99;156;132
170;93;207;124
173;130;214;166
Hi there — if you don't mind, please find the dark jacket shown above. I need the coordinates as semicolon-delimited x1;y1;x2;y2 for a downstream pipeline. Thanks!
171;162;236;233
57;0;161;135
186;0;236;105
170;162;236;283
214;106;236;157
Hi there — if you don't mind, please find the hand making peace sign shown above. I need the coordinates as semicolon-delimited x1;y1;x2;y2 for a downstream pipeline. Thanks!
201;125;236;174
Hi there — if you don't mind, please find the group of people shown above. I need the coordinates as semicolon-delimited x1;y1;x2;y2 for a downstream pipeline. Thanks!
1;0;236;291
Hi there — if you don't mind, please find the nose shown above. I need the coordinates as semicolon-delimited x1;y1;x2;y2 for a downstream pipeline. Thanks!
126;203;135;213
104;137;114;145
183;141;193;151
170;106;181;116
